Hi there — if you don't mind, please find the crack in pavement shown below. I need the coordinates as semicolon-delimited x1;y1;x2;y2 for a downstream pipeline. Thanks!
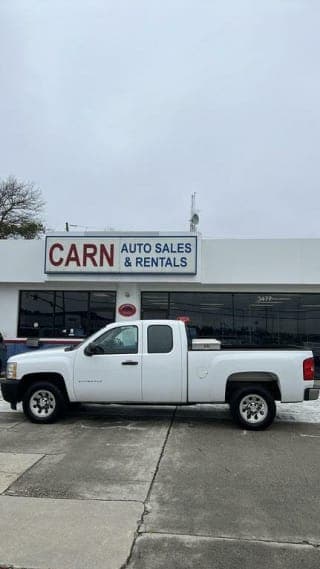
120;407;177;569
2;454;46;496
137;531;320;550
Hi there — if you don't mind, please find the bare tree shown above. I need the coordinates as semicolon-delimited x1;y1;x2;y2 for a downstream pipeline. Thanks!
0;176;45;239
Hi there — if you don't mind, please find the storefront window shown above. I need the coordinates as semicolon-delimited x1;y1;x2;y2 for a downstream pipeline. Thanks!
141;291;320;377
141;292;169;319
19;292;55;337
55;291;89;337
233;294;302;346
169;292;233;341
18;291;116;338
88;292;117;335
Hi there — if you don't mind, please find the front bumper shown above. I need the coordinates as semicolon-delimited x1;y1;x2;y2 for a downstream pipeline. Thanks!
0;379;20;409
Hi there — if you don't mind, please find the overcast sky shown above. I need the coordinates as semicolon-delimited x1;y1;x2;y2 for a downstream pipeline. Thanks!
1;0;320;238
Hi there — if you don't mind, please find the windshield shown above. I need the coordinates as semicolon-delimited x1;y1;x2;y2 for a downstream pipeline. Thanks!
64;325;113;351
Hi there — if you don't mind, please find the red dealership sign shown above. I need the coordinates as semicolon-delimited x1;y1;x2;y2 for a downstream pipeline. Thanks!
45;236;197;274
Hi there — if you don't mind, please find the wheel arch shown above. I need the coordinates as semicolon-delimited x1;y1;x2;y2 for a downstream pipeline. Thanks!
225;372;281;403
18;373;70;403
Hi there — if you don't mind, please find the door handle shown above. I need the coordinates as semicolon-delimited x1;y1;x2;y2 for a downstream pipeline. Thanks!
122;360;139;365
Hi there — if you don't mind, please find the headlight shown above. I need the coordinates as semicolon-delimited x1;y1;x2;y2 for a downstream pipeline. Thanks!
6;362;17;380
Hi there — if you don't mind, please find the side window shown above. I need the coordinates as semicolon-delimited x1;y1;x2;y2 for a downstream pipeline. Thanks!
93;326;138;354
147;325;173;354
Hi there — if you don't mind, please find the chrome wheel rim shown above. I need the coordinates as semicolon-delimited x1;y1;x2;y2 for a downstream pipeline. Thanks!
239;394;268;424
30;390;56;418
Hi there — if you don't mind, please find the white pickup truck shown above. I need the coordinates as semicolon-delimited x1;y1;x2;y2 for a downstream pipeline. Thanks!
1;320;319;430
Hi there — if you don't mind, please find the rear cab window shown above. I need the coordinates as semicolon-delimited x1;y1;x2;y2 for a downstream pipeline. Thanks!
147;325;173;353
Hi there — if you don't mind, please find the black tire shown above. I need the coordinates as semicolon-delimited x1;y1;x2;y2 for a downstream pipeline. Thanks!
22;381;67;424
230;385;276;430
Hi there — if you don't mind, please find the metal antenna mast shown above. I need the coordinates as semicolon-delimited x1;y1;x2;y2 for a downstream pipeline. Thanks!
189;192;199;233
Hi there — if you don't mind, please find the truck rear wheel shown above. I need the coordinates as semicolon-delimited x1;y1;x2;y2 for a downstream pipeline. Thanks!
23;381;67;424
230;385;276;430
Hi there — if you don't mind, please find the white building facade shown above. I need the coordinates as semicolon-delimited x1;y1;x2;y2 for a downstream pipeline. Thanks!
1;233;320;375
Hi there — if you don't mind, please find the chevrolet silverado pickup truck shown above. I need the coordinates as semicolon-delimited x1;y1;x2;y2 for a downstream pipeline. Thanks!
1;320;319;430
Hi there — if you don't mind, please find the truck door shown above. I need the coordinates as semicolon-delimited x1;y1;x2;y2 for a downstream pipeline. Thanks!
73;324;142;402
141;323;185;402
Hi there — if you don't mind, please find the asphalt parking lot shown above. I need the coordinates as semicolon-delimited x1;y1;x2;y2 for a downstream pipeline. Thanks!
0;401;319;569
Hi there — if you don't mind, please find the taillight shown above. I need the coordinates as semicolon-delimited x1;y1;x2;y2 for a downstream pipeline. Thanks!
303;357;315;381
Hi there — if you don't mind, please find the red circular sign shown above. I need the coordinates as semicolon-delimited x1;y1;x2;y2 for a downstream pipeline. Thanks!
118;304;137;317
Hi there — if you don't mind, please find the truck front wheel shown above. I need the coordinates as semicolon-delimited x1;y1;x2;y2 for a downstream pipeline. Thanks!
23;381;67;424
230;385;276;430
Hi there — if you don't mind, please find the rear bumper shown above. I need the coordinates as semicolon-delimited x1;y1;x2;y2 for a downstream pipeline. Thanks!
304;383;320;401
0;379;20;409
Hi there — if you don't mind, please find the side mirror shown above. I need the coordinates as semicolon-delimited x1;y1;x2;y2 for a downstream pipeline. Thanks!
84;343;104;356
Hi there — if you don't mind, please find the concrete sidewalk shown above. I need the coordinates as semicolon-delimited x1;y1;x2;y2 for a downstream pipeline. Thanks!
0;406;172;569
0;496;143;569
0;404;319;568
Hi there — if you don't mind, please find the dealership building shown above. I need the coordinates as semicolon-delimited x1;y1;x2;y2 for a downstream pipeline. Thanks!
1;232;320;376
